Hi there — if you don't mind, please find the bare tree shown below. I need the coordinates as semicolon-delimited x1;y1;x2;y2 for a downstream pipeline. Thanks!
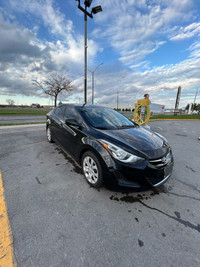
6;99;15;106
33;74;74;107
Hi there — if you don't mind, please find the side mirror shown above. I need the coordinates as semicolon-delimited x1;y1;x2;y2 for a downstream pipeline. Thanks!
65;119;79;126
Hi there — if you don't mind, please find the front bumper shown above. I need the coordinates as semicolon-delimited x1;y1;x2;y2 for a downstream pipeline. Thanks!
109;155;174;189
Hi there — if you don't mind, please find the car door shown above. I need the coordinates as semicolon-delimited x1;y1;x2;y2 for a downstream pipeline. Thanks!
51;105;66;144
59;106;85;157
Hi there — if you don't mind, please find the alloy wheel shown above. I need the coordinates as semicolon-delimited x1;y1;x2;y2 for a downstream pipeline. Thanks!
83;156;99;184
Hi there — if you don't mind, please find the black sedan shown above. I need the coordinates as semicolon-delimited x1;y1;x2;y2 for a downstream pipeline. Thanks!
46;104;173;189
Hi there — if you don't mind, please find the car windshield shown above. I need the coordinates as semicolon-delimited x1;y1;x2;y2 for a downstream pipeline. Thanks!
80;107;135;129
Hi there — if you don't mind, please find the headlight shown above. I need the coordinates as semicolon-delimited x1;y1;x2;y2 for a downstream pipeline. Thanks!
99;140;144;163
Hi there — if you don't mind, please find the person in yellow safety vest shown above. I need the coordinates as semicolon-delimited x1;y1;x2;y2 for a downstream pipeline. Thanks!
142;94;150;118
134;94;150;125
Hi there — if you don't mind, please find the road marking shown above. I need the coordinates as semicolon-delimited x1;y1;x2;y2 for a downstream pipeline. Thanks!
0;128;45;134
0;170;15;267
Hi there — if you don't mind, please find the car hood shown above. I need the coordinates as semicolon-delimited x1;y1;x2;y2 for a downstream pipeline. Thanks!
97;126;167;159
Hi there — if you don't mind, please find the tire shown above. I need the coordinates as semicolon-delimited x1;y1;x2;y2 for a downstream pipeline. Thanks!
46;126;54;143
81;151;103;188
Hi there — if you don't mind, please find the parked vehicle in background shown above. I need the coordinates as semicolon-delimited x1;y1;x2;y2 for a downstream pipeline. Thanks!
46;104;174;189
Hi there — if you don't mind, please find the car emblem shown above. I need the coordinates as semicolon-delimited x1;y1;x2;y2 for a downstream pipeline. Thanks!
162;156;167;163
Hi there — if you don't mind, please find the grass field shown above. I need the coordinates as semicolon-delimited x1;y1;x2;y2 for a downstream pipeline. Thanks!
0;108;200;123
0;108;52;116
0;122;45;126
150;114;200;120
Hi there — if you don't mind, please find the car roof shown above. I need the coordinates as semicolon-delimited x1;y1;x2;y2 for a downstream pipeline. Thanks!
58;104;110;109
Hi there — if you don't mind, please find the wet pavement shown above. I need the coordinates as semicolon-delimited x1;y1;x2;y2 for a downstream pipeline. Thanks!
0;121;200;266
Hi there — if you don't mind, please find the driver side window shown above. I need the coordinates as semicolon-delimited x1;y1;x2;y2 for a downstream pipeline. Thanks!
64;106;83;126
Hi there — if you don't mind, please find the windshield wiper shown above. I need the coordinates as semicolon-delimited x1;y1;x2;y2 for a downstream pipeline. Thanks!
95;126;109;130
95;126;117;130
118;125;135;128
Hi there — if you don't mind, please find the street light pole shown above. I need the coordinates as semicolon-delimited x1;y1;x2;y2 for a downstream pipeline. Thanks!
76;0;102;105
88;63;103;104
84;10;87;105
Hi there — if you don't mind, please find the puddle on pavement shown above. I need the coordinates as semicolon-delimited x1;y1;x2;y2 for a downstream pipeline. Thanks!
109;184;173;203
110;193;150;203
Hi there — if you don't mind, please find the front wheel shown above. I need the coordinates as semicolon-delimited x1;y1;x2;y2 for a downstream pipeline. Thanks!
81;151;103;188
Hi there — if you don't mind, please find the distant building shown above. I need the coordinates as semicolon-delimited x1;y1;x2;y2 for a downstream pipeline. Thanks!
149;103;165;114
164;109;184;114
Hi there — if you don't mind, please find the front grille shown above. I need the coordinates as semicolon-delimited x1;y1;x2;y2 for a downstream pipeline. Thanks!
149;152;171;168
146;152;173;186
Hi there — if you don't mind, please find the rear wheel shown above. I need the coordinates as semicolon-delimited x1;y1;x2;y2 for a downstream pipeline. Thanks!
46;126;54;143
81;151;103;188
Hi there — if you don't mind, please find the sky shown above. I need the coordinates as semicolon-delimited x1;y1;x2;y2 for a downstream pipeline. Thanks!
0;0;200;108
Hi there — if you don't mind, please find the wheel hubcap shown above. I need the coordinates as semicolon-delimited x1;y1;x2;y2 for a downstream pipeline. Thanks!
83;156;98;184
47;127;51;141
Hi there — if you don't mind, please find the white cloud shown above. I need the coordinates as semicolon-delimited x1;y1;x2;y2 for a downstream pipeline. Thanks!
94;0;194;65
0;12;55;97
0;0;101;99
170;22;200;41
189;41;200;59
9;0;73;39
91;45;200;108
7;0;101;70
1;0;200;108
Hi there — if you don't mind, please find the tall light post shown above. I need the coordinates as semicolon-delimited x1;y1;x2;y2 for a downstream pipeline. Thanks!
76;0;102;105
88;63;103;104
193;88;198;110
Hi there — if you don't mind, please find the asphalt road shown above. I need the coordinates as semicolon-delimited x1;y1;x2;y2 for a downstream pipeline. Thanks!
0;121;200;267
0;115;45;124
